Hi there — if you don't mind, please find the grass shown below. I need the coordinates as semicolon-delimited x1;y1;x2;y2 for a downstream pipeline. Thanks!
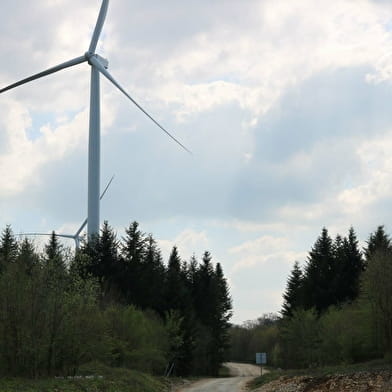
0;362;170;392
248;358;392;390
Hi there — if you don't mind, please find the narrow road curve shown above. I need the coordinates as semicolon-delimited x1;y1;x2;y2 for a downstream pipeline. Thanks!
177;362;262;392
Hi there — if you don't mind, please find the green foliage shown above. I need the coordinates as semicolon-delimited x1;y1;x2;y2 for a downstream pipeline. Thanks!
104;305;167;373
0;222;232;379
319;302;373;365
278;304;371;368
164;310;185;365
275;224;392;369
362;250;392;354
0;253;105;377
279;309;321;368
288;227;364;316
190;253;232;376
364;225;391;263
82;221;121;304
281;261;303;317
333;227;364;303
228;314;279;365
0;225;18;271
302;228;338;313
120;221;148;306
0;364;167;392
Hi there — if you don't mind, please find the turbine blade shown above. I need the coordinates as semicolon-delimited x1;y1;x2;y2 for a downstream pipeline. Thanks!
0;55;87;94
19;233;51;237
75;175;115;237
75;219;88;237
89;0;109;53
20;232;75;240
89;57;192;154
100;174;115;200
52;234;76;240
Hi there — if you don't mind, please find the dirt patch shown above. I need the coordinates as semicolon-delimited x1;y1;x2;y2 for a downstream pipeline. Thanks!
253;370;392;392
224;362;261;377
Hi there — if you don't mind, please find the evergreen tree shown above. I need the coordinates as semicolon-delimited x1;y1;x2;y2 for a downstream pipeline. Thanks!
335;227;364;303
164;246;194;375
192;252;232;375
210;262;232;373
81;222;120;302
16;238;39;275
121;221;146;262
44;232;66;271
302;228;337;313
164;246;190;313
281;261;304;317
97;222;120;301
120;221;147;305
193;251;215;325
364;225;392;263
138;234;166;314
42;232;69;375
0;225;18;271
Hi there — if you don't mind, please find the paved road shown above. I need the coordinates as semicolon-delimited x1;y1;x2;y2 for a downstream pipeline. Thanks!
177;362;262;392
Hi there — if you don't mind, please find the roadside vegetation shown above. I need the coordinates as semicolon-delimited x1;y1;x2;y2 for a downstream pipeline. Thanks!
0;221;232;387
229;225;392;375
0;364;168;392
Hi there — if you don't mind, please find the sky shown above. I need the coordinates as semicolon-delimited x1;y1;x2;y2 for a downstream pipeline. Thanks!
2;0;392;324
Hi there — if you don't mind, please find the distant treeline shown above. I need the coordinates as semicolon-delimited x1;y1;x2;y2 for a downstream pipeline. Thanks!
0;222;232;378
228;226;392;369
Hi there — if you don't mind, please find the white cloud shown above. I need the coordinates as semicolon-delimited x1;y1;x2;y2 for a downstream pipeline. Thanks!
338;129;392;214
229;235;306;273
158;228;210;262
132;0;392;119
0;99;89;197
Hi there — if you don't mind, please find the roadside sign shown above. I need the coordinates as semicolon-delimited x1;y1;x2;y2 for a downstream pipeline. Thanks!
256;352;267;365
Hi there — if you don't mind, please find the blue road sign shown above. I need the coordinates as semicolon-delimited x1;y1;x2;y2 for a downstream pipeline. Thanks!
256;352;267;365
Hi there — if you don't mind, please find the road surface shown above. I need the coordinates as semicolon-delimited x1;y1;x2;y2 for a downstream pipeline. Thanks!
177;362;262;392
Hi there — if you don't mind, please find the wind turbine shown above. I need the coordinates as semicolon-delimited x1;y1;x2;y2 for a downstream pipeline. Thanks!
21;175;115;249
1;0;190;240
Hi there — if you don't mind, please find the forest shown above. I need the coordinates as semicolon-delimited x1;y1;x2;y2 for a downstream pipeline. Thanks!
0;221;232;378
229;225;392;369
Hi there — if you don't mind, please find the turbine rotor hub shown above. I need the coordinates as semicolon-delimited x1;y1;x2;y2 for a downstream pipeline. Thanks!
85;52;109;69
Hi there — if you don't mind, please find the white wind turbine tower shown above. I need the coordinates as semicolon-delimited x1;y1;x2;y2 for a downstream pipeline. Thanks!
1;0;190;240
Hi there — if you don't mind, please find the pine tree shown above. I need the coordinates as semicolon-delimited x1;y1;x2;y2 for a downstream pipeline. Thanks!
164;246;190;312
120;221;147;305
80;222;120;302
44;232;65;268
364;225;392;263
0;225;18;272
335;227;364;302
16;238;39;275
42;233;68;375
138;234;166;314
281;261;304;317
302;228;337;313
121;221;146;262
193;251;215;325
164;246;194;376
210;262;232;373
97;221;120;301
191;252;232;375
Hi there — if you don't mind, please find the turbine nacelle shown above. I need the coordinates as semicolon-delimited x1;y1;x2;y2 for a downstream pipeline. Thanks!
85;52;109;69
